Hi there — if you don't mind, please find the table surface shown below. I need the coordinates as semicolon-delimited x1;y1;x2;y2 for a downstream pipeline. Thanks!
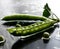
0;0;60;49
0;21;60;49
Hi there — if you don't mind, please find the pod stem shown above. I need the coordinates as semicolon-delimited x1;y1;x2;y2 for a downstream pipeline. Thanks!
46;7;60;22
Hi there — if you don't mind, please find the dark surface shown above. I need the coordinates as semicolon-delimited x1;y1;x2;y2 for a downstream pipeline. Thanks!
0;20;60;49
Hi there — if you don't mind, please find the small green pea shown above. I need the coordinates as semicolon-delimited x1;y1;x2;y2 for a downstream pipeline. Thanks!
30;29;34;32
23;30;27;34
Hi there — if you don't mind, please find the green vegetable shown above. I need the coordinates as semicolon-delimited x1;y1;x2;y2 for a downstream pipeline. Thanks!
0;36;3;41
16;24;22;27
42;32;50;43
7;19;57;36
7;28;16;34
43;32;49;38
43;9;50;17
0;35;6;46
43;3;51;17
2;14;51;21
44;3;51;11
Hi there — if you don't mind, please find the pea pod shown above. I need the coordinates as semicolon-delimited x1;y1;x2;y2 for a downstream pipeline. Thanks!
7;19;57;36
2;14;52;21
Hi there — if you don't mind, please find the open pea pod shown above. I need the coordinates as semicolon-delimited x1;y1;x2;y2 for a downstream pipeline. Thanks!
7;19;58;36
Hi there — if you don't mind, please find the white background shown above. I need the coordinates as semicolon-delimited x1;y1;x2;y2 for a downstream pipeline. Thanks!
0;0;60;18
46;0;60;18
